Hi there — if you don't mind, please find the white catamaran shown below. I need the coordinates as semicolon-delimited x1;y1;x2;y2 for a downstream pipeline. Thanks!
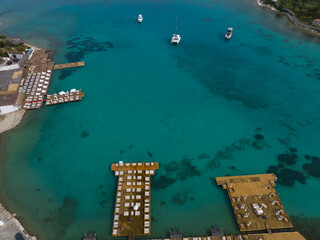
171;16;181;44
138;14;143;23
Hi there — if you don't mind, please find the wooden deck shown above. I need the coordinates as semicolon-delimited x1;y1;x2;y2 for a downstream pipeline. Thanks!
247;232;306;240
21;49;54;110
46;90;84;106
22;70;53;109
216;174;293;232
0;91;18;95
111;162;159;237
146;232;306;240
53;61;85;70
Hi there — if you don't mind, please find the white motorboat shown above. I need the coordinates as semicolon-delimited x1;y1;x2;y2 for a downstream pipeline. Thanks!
225;27;233;39
138;14;143;23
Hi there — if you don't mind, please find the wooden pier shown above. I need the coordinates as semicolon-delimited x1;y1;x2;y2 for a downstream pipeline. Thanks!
216;174;293;232
111;161;159;238
53;61;85;70
145;232;306;240
46;89;84;106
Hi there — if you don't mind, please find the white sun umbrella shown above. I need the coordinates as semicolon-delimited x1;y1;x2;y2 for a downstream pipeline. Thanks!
42;72;46;74
36;92;40;96
45;77;49;80
47;69;52;72
40;79;44;83
42;90;46;93
46;73;50;76
43;85;47;89
37;88;42;91
38;84;43;87
41;75;45;78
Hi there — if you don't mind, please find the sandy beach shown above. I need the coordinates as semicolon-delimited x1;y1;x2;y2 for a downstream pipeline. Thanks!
0;110;26;134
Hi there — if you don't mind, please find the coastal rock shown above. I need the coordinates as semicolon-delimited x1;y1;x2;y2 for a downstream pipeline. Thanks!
267;164;306;186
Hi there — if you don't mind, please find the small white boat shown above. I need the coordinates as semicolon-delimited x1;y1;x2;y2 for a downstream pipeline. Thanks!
225;27;233;39
138;14;143;23
171;34;181;44
171;16;181;44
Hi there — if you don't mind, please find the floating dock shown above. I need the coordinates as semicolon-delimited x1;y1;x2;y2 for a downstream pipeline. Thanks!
146;232;306;240
111;161;159;238
46;89;85;106
216;174;293;232
53;61;85;70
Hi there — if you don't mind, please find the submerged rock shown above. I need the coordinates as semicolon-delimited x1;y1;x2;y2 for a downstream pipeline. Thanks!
291;215;320;240
198;153;210;159
304;154;311;160
277;153;297;165
152;175;176;189
81;130;89;138
267;164;306;186
303;157;320;178
171;190;192;205
254;134;264;140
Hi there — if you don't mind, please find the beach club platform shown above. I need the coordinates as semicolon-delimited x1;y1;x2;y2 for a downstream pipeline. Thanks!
21;70;53;109
111;161;159;238
146;232;306;240
216;174;293;232
46;89;85;106
18;48;86;110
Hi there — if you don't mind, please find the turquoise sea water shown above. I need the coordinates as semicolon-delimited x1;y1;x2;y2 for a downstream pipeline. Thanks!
1;0;320;239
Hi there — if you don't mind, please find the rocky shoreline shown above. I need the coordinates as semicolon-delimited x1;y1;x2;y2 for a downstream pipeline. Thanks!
257;0;320;37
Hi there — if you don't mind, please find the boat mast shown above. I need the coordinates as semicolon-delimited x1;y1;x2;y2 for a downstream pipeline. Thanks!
175;16;178;34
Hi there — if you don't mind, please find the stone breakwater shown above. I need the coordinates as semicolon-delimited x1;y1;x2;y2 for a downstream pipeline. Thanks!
256;0;320;37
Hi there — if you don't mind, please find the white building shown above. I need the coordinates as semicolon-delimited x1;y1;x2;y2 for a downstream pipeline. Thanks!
7;51;25;60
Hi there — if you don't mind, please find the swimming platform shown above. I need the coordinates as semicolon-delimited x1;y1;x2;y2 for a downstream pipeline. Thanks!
109;162;306;240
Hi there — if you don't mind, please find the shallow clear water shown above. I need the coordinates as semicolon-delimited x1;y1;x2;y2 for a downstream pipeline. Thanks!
1;0;320;239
